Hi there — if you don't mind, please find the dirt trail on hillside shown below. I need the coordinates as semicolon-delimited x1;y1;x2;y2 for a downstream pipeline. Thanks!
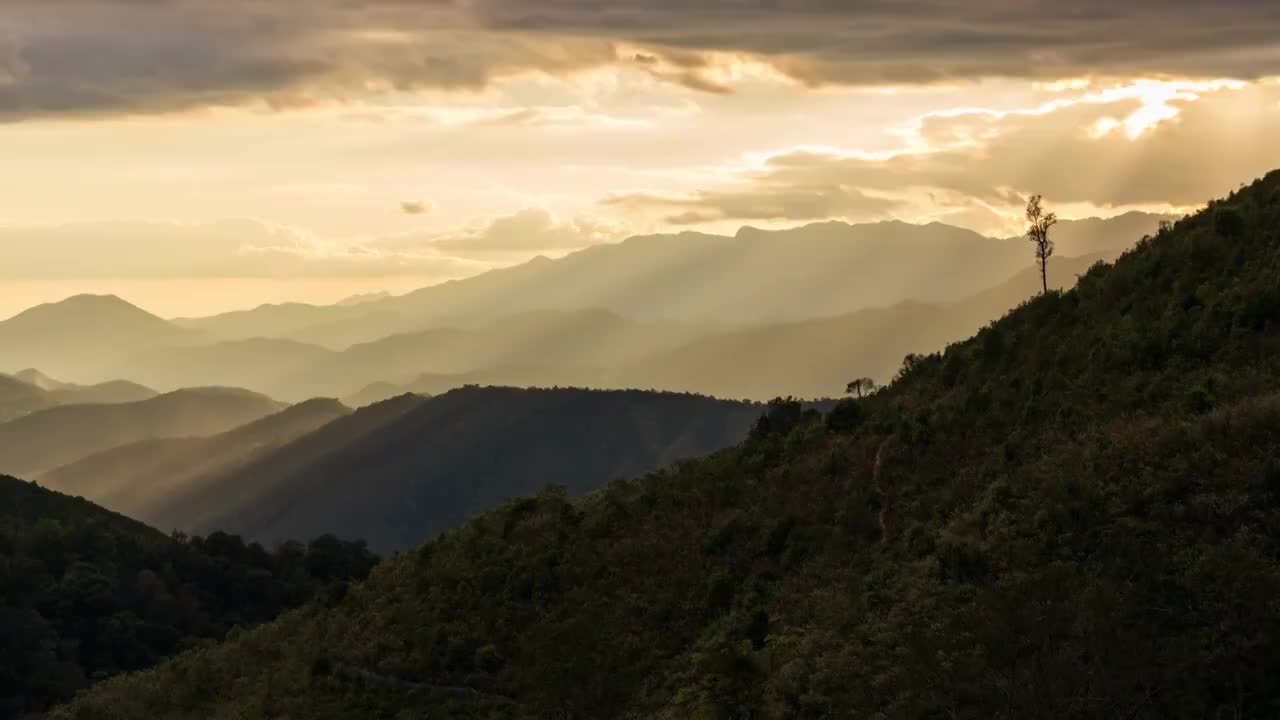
872;436;892;543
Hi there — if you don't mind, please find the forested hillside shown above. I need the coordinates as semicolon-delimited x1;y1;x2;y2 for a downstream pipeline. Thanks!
49;171;1280;719
0;476;376;718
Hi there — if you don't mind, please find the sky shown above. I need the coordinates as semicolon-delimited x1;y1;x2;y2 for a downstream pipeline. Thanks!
0;1;1278;318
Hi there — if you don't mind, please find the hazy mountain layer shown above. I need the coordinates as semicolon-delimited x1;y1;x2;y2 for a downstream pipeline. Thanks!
0;369;157;422
83;253;1108;403
0;216;1162;401
0;295;197;381
176;215;1165;346
0;375;58;423
38;399;351;530
338;254;1107;401
123;310;712;400
0;387;284;477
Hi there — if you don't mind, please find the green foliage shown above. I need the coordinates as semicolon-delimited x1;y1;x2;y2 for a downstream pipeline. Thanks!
0;478;376;717
47;169;1280;719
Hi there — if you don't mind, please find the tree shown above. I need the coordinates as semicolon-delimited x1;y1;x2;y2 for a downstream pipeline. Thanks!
1025;195;1058;293
1214;208;1245;239
846;377;877;398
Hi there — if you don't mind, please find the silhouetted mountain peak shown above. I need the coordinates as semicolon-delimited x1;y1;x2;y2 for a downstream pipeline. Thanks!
0;293;183;340
12;368;68;390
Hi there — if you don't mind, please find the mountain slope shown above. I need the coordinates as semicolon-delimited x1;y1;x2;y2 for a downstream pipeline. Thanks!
142;393;434;536
0;371;157;423
108;310;712;401
38;399;351;528
0;375;57;422
44;379;158;406
182;387;766;552
0;387;285;477
47;172;1280;719
11;368;157;404
0;475;377;717
178;215;1164;346
0;295;196;381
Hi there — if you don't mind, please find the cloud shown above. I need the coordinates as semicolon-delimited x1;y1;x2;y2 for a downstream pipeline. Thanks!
400;201;432;215
0;219;483;280
605;185;896;225
420;208;624;258
0;206;628;283
1;2;1279;119
604;80;1280;232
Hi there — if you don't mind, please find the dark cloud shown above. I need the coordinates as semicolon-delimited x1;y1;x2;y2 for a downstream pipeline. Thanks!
401;201;432;215
471;0;1280;85
1;1;1278;119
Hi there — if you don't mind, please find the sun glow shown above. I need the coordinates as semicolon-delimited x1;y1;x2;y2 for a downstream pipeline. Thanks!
1087;78;1246;139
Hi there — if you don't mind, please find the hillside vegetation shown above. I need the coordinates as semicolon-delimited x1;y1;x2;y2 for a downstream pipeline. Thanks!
0;476;376;718
49;174;1279;719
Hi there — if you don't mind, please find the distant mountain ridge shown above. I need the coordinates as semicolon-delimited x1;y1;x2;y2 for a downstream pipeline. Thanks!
0;369;156;422
0;386;284;477
174;214;1169;346
333;253;1114;401
0;294;198;381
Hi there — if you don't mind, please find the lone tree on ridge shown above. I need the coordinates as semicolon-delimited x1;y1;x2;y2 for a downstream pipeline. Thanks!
1025;194;1058;293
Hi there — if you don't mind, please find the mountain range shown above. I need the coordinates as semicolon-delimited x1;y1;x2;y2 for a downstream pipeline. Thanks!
0;369;156;422
0;387;284;478
172;214;1165;347
0;214;1166;403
